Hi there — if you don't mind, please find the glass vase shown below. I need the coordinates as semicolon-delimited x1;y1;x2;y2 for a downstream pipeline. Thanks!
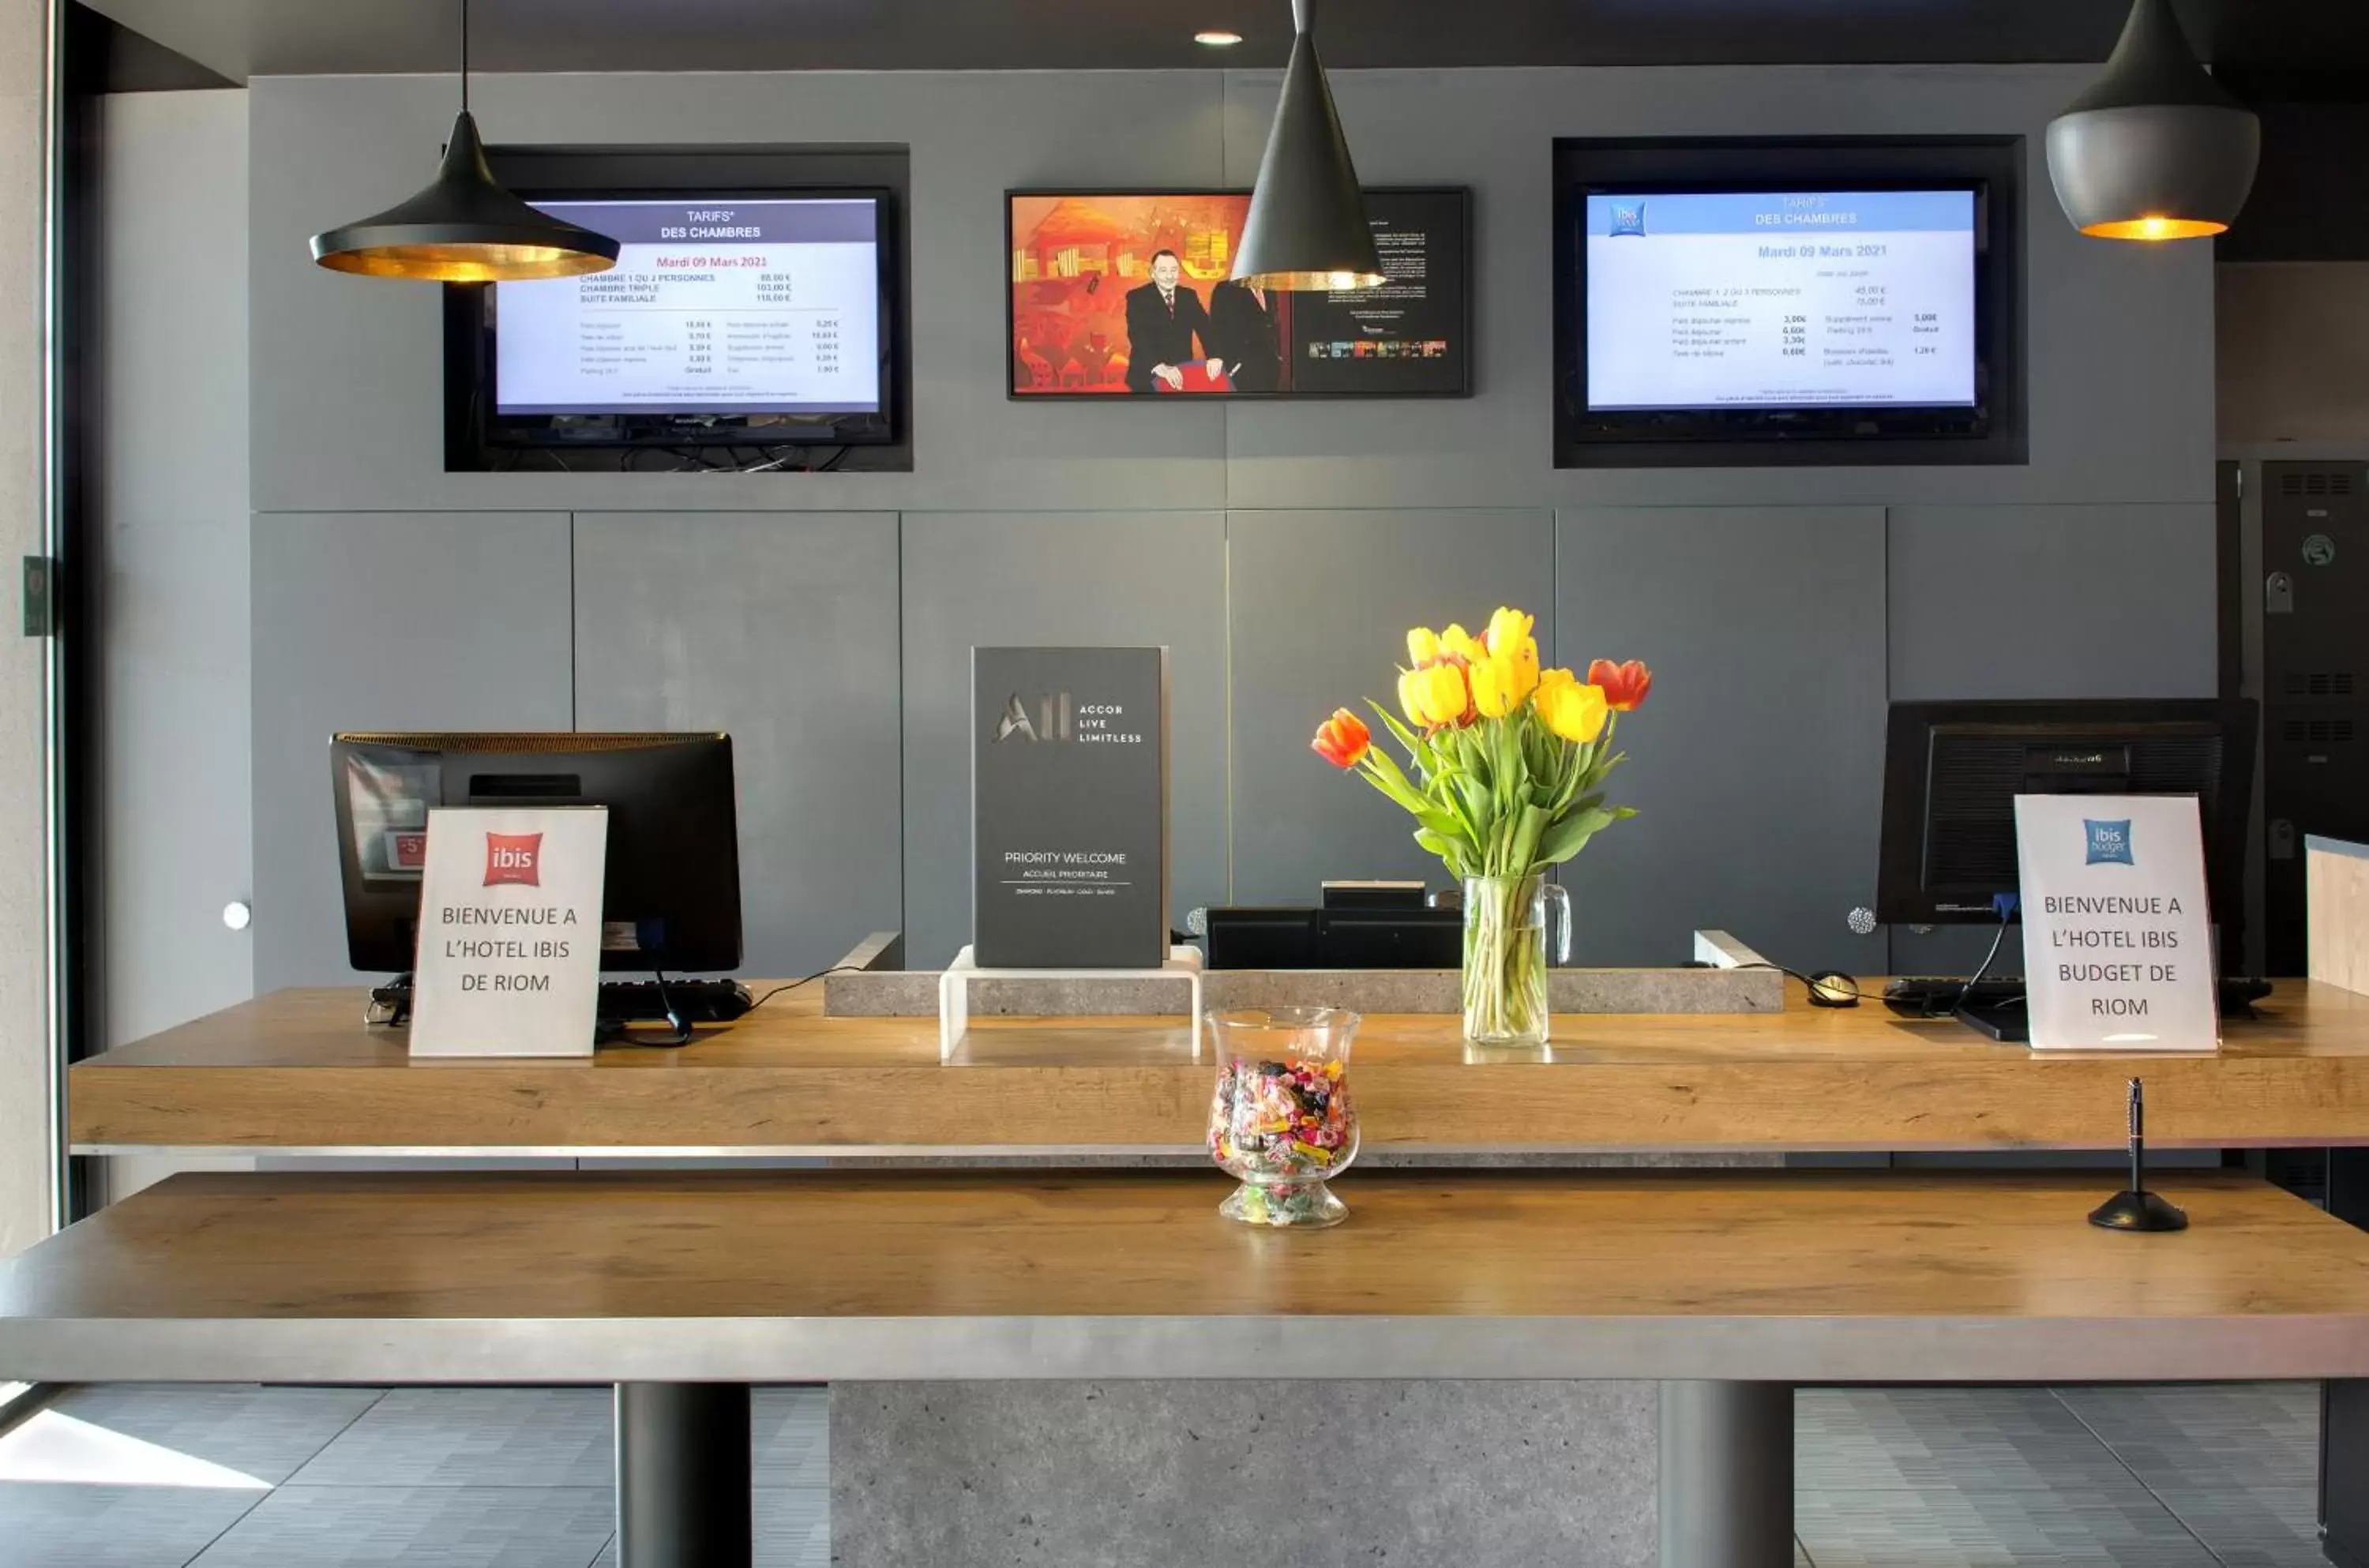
1205;1007;1361;1228
1462;874;1571;1048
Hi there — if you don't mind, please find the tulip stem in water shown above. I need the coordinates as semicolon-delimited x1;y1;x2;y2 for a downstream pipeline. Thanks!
1464;873;1549;1047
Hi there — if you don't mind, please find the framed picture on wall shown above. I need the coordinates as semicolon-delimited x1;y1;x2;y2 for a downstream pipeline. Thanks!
1005;187;1473;400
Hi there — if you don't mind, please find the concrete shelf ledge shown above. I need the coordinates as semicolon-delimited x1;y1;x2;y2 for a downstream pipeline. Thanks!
820;932;1785;1018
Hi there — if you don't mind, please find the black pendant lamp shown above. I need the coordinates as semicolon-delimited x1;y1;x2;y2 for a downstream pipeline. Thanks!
2045;0;2259;242
310;0;618;282
1231;0;1385;291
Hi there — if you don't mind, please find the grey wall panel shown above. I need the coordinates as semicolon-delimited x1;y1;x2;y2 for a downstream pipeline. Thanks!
899;512;1227;969
250;512;575;992
251;64;2210;520
1220;66;2215;513
1884;501;2217;977
100;91;253;1045
1226;508;1555;906
572;512;903;978
1554;507;1890;972
1886;504;2217;701
250;72;1227;517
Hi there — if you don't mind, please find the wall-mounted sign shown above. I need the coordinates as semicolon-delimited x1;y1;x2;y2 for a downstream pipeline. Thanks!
2014;793;2217;1052
410;806;608;1058
1007;189;1471;399
973;647;1169;968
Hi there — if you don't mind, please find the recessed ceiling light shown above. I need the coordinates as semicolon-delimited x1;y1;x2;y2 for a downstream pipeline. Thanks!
1195;29;1244;46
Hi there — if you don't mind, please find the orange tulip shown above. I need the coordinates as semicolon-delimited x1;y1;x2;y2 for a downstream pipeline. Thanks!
1312;708;1372;769
1587;658;1653;712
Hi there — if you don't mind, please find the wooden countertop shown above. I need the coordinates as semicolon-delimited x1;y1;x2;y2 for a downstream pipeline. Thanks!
69;981;2369;1154
5;1170;2366;1385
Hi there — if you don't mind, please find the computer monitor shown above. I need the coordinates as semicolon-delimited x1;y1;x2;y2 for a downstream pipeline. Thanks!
331;733;741;976
1875;700;2258;950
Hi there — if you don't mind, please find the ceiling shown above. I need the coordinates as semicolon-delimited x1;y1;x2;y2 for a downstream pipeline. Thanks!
75;0;2369;84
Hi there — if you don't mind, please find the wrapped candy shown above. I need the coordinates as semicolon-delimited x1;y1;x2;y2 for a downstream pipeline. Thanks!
1206;1009;1361;1228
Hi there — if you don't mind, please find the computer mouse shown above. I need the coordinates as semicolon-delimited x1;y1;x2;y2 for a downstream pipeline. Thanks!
1806;971;1861;1007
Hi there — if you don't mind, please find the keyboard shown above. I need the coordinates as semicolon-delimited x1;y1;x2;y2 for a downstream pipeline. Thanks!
1884;975;2273;1019
365;977;754;1028
598;979;754;1026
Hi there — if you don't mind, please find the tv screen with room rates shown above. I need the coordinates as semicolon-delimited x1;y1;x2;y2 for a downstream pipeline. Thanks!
492;197;885;418
1583;189;1977;411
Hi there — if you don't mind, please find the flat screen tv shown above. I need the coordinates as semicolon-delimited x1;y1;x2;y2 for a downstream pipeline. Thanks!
1554;139;2025;468
469;191;898;448
1007;187;1471;399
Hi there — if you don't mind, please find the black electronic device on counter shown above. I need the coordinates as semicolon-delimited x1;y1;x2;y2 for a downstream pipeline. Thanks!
1877;698;2258;932
1204;905;1461;970
1884;974;2273;1025
1874;698;2263;1041
367;974;753;1033
332;731;744;979
1320;880;1428;910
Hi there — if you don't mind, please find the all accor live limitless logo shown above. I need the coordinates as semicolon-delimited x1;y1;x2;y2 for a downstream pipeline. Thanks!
482;831;543;887
993;693;1142;745
994;692;1072;744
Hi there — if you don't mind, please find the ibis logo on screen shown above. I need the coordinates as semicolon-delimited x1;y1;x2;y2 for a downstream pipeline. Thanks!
483;831;544;887
1608;202;1646;238
2084;820;2135;868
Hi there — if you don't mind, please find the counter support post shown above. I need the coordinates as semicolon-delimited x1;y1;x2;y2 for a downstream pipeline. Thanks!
616;1381;752;1568
1659;1379;1793;1568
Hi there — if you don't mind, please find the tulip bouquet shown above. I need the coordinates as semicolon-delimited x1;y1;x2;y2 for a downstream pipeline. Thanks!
1309;607;1650;1045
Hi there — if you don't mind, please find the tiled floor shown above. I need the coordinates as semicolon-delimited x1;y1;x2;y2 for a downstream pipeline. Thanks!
0;1382;2326;1566
0;1385;826;1568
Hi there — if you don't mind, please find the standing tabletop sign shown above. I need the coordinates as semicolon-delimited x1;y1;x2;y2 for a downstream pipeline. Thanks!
410;806;608;1058
2013;793;2218;1052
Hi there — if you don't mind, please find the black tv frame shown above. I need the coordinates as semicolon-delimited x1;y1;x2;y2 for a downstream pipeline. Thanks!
443;144;914;472
1553;137;2027;469
331;731;744;977
1004;186;1474;401
1874;699;2258;938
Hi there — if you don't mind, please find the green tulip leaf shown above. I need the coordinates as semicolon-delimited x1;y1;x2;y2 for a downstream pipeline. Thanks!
1535;805;1619;867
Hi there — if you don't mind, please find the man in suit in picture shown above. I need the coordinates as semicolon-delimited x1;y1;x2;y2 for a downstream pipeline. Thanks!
1207;279;1282;393
1123;249;1218;393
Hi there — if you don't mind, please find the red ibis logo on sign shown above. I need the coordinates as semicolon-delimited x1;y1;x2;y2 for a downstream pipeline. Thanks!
482;831;543;887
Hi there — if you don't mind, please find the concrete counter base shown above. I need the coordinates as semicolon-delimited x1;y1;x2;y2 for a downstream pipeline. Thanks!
832;1381;1658;1568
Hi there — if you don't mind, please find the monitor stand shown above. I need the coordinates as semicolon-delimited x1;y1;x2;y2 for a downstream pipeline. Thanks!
1954;997;2030;1044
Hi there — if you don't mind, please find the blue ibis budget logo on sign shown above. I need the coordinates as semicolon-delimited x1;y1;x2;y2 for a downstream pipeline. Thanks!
1608;202;1646;238
2084;819;2134;866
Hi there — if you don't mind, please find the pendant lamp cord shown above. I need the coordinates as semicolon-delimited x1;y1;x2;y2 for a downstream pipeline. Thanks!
459;0;470;114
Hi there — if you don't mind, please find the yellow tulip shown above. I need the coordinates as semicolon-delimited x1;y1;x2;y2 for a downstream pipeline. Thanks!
1470;654;1516;718
1404;662;1473;727
1484;607;1534;658
1406;627;1441;666
1440;623;1488;664
1504;640;1539;705
1397;667;1428;728
1483;607;1540;705
1535;668;1609;744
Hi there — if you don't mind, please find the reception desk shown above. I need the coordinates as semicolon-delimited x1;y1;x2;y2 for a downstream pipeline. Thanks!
66;978;2369;1156
33;978;2369;1568
9;1166;2369;1568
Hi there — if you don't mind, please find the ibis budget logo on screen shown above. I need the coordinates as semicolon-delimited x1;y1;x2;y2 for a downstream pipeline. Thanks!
1608;202;1646;238
2084;819;2135;867
482;831;543;887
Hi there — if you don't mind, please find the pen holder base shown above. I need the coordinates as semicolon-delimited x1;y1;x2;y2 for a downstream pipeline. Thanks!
2089;1189;2188;1232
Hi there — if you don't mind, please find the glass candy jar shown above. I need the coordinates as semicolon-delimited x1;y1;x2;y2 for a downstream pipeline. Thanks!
1205;1007;1361;1228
